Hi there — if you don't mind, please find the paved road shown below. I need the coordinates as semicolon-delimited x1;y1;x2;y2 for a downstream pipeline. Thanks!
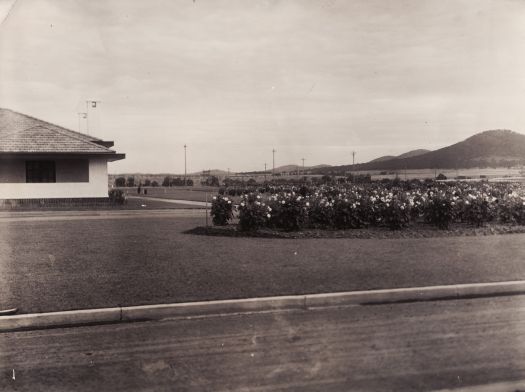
1;296;525;391
128;195;209;207
0;208;207;222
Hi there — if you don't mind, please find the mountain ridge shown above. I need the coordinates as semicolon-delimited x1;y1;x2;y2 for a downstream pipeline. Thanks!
314;129;525;174
370;149;430;163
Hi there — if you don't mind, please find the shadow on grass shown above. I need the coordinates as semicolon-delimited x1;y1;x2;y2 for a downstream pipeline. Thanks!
184;223;525;240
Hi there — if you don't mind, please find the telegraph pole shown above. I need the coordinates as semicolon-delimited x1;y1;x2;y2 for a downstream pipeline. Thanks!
264;163;267;182
301;158;305;175
272;149;276;177
184;144;187;186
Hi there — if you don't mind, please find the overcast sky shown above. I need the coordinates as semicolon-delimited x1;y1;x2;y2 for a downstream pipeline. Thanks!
1;0;525;174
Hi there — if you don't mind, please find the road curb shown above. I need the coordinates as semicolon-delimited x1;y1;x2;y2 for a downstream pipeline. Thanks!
305;280;525;307
121;295;305;321
2;280;525;332
0;307;121;332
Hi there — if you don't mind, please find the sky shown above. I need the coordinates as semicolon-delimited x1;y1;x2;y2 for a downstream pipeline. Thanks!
1;0;525;174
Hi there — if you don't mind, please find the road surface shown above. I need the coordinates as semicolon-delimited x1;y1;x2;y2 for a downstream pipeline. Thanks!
128;195;209;207
1;295;525;391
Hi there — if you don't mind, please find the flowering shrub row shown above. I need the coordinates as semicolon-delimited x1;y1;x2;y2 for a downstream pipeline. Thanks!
211;181;525;231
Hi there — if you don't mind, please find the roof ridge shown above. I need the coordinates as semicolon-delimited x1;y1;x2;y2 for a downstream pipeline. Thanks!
0;108;104;141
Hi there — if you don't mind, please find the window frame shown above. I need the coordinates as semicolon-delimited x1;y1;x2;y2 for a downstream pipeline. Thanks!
25;160;57;183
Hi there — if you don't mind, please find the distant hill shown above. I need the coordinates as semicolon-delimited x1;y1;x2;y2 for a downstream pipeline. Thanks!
370;149;430;163
313;130;525;174
397;149;431;159
192;169;231;176
370;155;396;163
240;164;330;175
273;164;330;173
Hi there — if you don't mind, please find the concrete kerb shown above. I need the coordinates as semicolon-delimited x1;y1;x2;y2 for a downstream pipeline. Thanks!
0;307;121;332
2;280;525;332
121;295;306;321
305;280;525;307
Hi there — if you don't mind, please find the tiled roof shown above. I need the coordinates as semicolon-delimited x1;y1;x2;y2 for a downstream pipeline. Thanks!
0;108;122;156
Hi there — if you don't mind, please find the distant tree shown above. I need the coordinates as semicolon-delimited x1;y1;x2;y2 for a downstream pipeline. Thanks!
151;180;159;187
144;179;151;186
223;177;240;187
162;176;172;187
171;177;183;186
186;179;194;186
126;176;135;187
246;178;257;186
321;175;333;184
115;177;126;187
436;173;447;180
392;176;401;187
203;176;220;187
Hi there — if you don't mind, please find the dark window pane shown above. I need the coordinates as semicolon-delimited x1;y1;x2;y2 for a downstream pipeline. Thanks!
26;161;56;183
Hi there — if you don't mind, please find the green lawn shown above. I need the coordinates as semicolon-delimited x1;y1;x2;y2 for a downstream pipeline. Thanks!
1;214;525;313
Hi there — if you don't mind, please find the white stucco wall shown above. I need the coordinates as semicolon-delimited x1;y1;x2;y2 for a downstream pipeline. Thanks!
0;157;109;199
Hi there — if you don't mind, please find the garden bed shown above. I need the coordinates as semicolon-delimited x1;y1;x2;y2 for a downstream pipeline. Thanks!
187;222;525;239
211;181;525;232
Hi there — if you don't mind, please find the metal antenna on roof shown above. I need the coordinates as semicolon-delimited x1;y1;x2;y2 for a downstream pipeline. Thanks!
77;112;87;133
85;100;101;135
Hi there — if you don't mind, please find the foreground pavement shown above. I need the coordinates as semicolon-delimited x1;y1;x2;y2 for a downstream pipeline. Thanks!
1;296;525;391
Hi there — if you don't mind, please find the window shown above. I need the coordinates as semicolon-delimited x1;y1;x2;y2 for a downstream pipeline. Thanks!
26;160;56;183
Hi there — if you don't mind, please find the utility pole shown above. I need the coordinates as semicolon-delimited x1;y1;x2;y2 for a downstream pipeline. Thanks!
272;149;276;177
301;158;305;178
184;144;187;186
264;163;267;183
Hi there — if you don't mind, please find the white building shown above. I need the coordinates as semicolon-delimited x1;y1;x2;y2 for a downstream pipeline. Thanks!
0;108;125;201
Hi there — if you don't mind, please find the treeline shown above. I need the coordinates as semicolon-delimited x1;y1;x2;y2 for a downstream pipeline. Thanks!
114;176;193;187
114;173;373;188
